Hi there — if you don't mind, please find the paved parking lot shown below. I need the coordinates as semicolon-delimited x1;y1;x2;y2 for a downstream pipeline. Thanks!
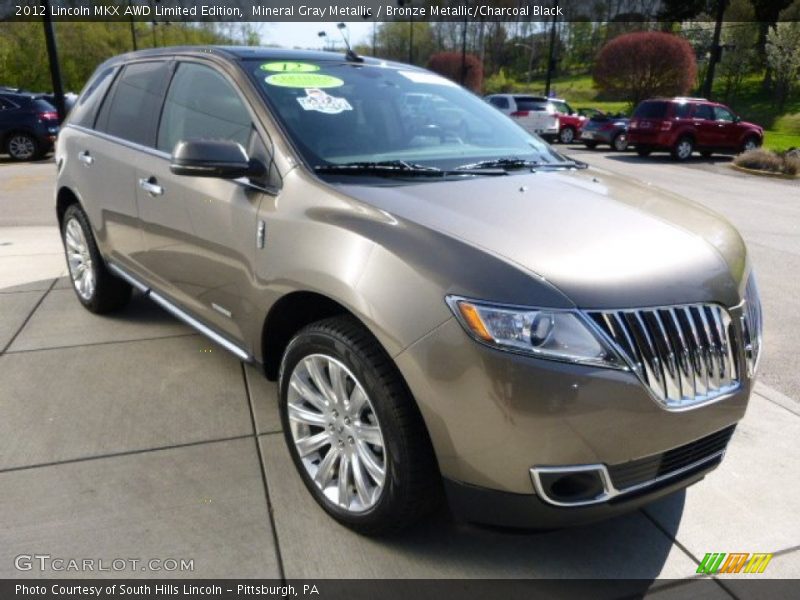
0;153;798;587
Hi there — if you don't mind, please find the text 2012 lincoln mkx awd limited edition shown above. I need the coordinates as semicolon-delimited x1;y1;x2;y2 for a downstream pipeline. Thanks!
54;47;763;534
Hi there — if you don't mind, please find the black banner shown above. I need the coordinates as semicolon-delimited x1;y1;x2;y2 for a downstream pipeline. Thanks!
3;0;800;23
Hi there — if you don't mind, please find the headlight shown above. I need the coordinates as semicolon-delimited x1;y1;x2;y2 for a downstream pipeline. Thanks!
445;296;624;369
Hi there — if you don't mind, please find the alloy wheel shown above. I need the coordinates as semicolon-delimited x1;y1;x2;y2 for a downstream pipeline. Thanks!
743;138;758;152
65;218;95;300
287;354;387;513
559;127;575;144
614;133;629;151
8;134;35;160
676;140;693;160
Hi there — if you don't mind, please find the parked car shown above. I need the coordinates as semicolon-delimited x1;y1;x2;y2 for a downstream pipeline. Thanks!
628;98;763;161
546;97;588;144
56;48;762;534
39;92;78;121
580;112;629;151
485;94;560;141
0;92;59;160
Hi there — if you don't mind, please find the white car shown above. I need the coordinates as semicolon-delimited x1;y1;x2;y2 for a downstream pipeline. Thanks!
485;94;560;141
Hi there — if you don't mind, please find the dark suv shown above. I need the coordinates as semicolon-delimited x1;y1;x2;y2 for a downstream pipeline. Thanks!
0;92;60;160
628;98;763;161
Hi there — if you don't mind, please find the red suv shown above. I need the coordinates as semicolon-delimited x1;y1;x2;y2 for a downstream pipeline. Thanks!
628;98;763;161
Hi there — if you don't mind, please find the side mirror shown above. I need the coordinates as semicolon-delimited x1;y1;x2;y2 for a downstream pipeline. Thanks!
170;140;265;179
733;115;741;123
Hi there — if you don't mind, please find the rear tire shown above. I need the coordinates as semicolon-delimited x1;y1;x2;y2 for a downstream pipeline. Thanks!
671;136;694;161
61;204;132;314
559;126;576;144
5;132;42;161
278;316;441;535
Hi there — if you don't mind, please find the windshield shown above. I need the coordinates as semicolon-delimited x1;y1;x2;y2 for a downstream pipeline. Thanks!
246;59;564;175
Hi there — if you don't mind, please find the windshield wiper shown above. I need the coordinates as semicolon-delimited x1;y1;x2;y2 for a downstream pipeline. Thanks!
314;160;444;176
314;160;507;177
455;157;589;171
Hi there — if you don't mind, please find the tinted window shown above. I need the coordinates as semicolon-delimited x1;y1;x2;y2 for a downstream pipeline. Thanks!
488;96;509;109
693;104;714;120
551;100;572;114
32;98;56;112
96;61;171;146
0;98;11;110
157;63;252;154
673;103;692;118
70;66;118;128
714;106;735;122
633;101;668;119
514;98;548;111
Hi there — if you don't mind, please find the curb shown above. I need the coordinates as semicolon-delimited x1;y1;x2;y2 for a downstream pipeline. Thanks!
730;163;800;180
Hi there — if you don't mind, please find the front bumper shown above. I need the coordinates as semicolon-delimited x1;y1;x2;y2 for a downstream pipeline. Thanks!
395;317;750;501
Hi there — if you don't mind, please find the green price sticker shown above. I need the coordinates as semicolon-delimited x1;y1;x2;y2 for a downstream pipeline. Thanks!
260;62;320;73
265;73;344;89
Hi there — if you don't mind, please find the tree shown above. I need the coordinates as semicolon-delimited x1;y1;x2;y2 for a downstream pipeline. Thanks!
593;32;698;105
765;1;800;109
716;0;759;102
427;52;483;93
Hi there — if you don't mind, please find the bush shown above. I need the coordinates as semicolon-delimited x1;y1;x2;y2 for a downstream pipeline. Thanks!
427;52;483;93
734;148;800;176
593;32;697;106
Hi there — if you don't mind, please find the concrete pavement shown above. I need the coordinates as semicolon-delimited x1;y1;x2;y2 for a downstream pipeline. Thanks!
0;154;798;586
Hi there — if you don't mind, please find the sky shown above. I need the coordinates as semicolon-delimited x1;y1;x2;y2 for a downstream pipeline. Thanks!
260;22;375;51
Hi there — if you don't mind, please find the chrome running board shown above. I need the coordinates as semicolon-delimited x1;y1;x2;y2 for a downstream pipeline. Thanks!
107;261;252;362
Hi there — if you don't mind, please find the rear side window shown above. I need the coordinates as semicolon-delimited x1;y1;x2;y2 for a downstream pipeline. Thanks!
714;106;735;122
693;104;714;120
673;103;692;118
32;98;56;112
70;66;118;128
488;96;509;109
514;97;548;111
96;61;171;147
157;62;253;154
633;101;668;119
0;98;12;110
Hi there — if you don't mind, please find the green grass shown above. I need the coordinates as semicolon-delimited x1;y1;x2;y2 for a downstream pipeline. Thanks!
763;131;800;152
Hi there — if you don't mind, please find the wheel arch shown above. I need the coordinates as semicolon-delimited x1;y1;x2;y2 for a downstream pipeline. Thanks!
56;186;82;229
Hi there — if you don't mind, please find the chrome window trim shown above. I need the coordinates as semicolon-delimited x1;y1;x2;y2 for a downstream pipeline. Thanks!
530;449;725;508
67;124;171;160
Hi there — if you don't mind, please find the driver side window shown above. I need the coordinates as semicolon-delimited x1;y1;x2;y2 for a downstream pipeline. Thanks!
157;63;253;154
714;107;735;122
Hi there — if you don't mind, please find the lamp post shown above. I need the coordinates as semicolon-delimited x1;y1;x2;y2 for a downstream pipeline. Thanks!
128;0;137;51
39;0;66;122
318;31;328;51
544;13;558;97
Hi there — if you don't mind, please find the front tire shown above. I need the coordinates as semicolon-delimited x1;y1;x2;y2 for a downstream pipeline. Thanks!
278;316;441;535
61;204;132;313
741;136;760;153
612;132;629;152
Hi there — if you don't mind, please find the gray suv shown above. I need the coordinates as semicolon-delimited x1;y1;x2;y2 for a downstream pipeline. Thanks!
55;47;763;534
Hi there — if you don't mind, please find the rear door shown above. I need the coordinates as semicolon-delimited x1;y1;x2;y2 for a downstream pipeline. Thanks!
76;61;172;268
136;60;276;343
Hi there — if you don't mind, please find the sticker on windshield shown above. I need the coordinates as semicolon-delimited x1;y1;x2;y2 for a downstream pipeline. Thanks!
265;73;343;88
397;70;458;87
260;62;319;73
297;88;353;114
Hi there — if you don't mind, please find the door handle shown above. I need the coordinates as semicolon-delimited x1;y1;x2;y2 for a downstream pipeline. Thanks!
78;151;93;166
138;177;164;197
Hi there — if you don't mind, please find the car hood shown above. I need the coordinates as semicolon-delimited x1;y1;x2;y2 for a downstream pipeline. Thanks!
338;167;747;309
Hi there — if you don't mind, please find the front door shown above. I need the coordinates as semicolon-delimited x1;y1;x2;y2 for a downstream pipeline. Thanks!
135;60;273;344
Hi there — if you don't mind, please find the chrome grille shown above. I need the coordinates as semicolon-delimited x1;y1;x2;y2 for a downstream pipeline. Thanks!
588;304;741;409
742;275;763;377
